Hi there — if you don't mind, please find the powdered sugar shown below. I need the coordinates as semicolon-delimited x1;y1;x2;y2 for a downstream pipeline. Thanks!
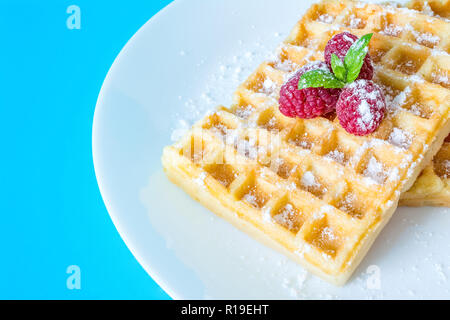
341;80;385;134
380;24;403;37
194;171;207;188
358;100;374;130
442;160;450;179
261;78;278;96
273;203;299;232
235;105;255;119
301;171;319;188
388;88;408;113
318;14;334;24
321;226;338;242
347;14;364;29
409;103;429;118
326;150;346;164
364;157;388;184
411;29;440;47
236;138;259;160
431;49;449;57
343;33;356;44
389;128;412;149
243;193;258;207
262;207;272;223
339;193;357;214
421;1;435;16
274;58;297;73
432;72;449;87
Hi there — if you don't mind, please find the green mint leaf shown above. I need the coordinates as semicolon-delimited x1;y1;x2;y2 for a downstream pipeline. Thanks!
344;33;373;83
298;69;345;90
331;54;346;82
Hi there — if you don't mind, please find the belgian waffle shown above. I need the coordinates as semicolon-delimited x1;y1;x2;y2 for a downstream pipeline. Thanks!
162;0;450;285
399;0;450;207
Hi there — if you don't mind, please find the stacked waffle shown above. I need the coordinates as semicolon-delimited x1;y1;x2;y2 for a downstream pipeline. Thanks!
400;0;450;206
162;0;450;285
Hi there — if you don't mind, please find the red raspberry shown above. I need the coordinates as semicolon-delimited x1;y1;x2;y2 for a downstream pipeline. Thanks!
279;61;341;119
336;80;386;136
324;32;374;80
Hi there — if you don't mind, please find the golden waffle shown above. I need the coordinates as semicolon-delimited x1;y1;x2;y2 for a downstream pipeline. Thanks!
399;0;450;207
162;0;450;285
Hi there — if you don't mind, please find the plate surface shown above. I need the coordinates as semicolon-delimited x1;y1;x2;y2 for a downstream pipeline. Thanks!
93;0;450;299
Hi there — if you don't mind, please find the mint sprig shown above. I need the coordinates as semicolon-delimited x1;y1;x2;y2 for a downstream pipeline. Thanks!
298;33;373;90
344;33;373;83
331;54;346;82
298;69;345;89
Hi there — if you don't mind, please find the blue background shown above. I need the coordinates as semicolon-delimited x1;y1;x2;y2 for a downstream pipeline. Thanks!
0;1;172;299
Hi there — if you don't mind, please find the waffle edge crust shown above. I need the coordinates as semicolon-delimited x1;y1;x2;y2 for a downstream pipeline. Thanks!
162;0;450;285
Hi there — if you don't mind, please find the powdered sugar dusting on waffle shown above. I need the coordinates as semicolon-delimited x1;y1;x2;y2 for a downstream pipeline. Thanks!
234;104;255;119
301;171;319;188
326;150;345;164
412;29;440;47
261;78;278;97
348;14;364;29
442;160;450;179
318;14;334;24
273;203;298;231
380;24;404;37
432;72;449;87
389;127;412;149
364;157;388;184
194;172;207;188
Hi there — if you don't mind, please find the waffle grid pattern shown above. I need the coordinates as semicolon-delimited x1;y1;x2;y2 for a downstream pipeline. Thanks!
407;0;450;19
162;0;450;284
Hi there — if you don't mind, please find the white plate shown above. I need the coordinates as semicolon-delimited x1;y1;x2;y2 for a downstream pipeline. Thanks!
93;0;450;299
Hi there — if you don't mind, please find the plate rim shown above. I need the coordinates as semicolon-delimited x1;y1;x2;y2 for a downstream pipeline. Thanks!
92;0;183;300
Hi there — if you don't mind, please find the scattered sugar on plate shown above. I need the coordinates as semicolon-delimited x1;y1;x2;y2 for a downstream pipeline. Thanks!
281;270;309;299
